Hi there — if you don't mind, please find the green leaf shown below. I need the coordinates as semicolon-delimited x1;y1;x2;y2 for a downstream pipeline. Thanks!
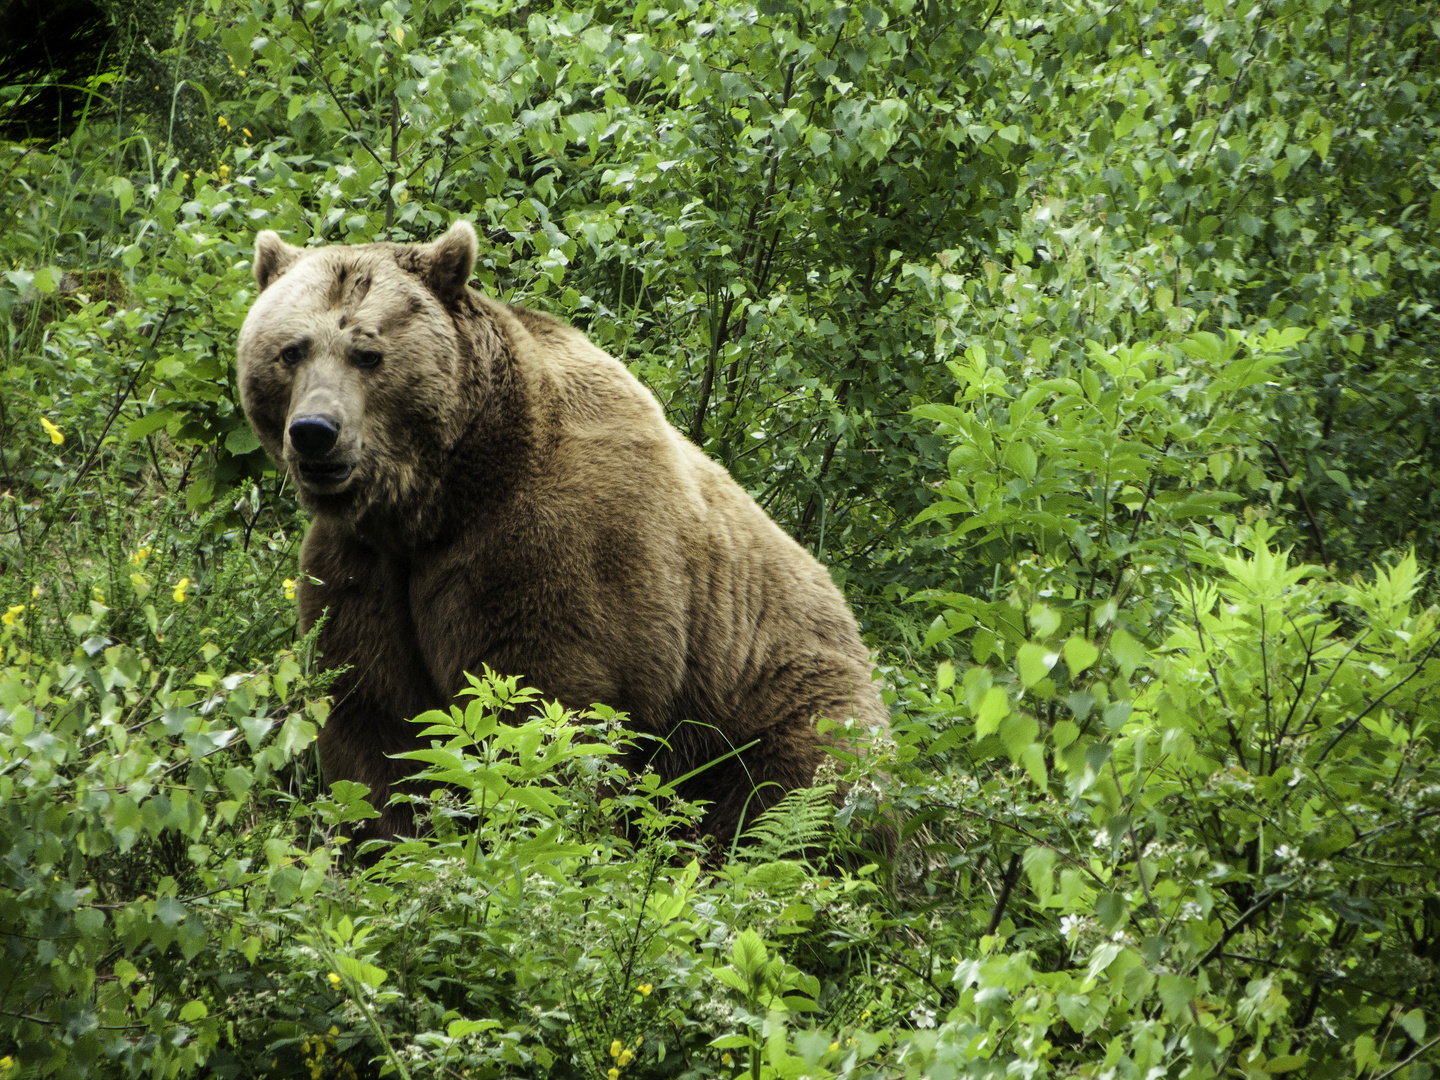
1399;1008;1427;1042
974;686;1009;738
1005;441;1038;481
224;425;262;455
336;955;387;989
1157;974;1196;1022
1019;742;1047;787
1063;637;1100;675
935;660;954;691
1028;603;1061;639
110;176;135;214
709;1035;756;1050
1022;845;1055;904
126;409;176;442
178;999;208;1022
732;929;766;978
448;1019;502;1038
998;710;1038;760
1016;643;1059;687
1095;892;1127;930
1109;628;1148;677
1264;1056;1309;1074
714;967;750;993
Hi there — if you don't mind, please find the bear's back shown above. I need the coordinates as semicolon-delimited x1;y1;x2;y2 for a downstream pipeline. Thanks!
481;298;883;732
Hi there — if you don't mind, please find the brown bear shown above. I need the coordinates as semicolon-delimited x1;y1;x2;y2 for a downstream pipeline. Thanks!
236;221;889;844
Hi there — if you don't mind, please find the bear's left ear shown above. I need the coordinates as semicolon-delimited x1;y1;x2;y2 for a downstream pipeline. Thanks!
253;231;303;291
423;221;478;302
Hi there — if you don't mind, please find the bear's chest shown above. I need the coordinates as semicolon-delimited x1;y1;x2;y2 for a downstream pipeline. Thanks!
402;525;599;694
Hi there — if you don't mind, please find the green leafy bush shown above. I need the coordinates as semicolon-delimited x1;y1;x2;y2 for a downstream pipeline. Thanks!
2;0;1439;1077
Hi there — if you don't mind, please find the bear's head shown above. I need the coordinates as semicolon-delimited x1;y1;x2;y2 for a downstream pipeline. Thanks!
237;223;479;526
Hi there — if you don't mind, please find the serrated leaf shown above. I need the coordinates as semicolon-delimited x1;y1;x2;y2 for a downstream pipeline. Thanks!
110;176;135;214
1157;974;1196;1022
936;660;955;691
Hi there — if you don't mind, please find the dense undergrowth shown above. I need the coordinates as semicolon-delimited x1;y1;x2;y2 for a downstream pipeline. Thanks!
2;0;1439;1077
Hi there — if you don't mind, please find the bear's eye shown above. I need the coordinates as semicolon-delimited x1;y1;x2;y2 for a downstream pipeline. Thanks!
353;350;383;369
279;344;305;366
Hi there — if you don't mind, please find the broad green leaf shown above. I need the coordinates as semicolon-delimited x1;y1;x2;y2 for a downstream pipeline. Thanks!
1016;643;1059;687
1022;845;1055;905
974;686;1009;738
1063;637;1099;675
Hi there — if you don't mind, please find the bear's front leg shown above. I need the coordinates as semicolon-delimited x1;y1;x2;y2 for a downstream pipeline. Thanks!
298;520;444;843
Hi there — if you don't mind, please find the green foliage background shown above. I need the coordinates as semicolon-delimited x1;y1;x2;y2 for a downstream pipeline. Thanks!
1;0;1439;1076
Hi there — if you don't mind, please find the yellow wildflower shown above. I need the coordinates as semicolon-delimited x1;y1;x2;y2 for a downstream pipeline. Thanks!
218;164;230;180
618;1049;633;1067
217;115;230;130
609;1040;622;1058
243;128;252;138
40;417;63;445
2;605;23;626
828;1041;839;1051
309;1066;320;1080
130;546;152;565
327;972;341;989
0;1057;13;1072
607;1071;618;1080
328;1025;339;1037
284;578;296;600
636;982;652;996
30;586;39;598
172;577;190;603
721;1052;733;1066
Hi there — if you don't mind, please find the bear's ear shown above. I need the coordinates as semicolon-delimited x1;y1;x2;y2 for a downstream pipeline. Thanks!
422;221;478;302
253;231;303;292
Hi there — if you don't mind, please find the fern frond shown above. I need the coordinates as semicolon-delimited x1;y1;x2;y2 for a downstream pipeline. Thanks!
738;783;837;863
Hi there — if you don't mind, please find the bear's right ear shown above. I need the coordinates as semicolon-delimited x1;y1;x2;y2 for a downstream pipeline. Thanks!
421;221;478;303
253;231;303;291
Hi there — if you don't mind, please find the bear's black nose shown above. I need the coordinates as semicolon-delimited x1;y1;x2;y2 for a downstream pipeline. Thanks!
289;415;340;457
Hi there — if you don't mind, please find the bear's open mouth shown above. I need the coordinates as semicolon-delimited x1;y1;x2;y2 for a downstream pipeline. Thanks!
296;460;355;488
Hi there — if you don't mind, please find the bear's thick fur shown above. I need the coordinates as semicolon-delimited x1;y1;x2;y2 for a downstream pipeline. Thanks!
237;222;888;843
